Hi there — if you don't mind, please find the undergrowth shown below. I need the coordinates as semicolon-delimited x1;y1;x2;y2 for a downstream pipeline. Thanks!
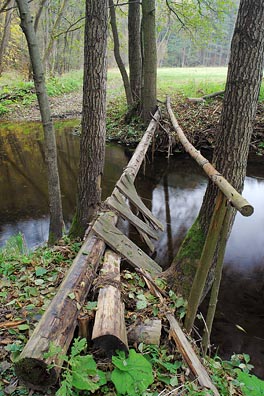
1;234;263;395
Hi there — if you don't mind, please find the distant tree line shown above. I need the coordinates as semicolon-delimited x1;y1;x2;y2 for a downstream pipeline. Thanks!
0;0;239;77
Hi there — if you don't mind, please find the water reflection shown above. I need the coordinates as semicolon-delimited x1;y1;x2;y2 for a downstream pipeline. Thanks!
0;121;264;377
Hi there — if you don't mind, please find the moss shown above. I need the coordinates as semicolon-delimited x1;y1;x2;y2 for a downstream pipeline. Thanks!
177;218;206;262
68;212;85;239
165;217;206;298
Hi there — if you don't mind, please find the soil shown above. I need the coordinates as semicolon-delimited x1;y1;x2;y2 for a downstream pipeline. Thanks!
2;91;83;122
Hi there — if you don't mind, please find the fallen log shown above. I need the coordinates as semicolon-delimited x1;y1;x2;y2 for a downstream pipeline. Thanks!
127;319;162;345
187;90;225;103
14;110;160;390
92;249;128;355
166;96;253;217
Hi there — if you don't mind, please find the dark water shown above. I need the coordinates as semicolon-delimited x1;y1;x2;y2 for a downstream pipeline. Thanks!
0;121;263;377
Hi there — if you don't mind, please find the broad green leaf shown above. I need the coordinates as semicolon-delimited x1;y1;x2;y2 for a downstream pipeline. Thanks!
111;349;154;395
237;370;264;395
35;267;47;276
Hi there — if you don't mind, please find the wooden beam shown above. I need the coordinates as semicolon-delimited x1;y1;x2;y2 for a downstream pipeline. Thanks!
92;212;162;275
107;191;159;240
92;250;128;355
166;96;254;217
117;173;164;230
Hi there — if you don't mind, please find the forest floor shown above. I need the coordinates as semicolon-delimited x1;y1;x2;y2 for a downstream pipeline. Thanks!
2;88;264;157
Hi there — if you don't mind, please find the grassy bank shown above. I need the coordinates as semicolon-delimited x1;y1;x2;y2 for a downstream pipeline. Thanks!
0;234;263;396
0;67;229;117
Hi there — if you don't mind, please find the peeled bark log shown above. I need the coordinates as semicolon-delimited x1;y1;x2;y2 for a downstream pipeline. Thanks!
166;96;253;217
92;250;128;355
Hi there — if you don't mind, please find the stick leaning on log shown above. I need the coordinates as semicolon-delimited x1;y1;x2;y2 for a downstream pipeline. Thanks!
14;110;161;390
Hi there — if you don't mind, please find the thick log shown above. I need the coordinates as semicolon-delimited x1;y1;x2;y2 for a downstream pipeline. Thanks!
92;250;128;355
127;319;162;345
14;234;105;390
14;110;161;390
166;96;254;217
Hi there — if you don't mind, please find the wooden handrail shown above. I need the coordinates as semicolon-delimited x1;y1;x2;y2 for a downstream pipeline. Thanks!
166;97;254;217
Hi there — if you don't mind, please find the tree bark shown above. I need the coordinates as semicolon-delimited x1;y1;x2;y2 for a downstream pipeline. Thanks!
142;0;157;124
0;0;15;76
199;0;264;235
128;0;142;103
16;0;63;244
69;0;108;238
91;249;129;355
109;0;133;108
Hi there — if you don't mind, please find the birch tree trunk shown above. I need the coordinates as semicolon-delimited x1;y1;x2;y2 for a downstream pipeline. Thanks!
142;0;157;123
16;0;63;244
69;0;108;238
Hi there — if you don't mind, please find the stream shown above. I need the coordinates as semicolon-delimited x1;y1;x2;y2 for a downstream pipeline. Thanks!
0;120;263;378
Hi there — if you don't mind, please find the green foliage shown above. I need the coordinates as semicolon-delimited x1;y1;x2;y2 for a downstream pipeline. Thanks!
47;338;106;395
139;344;181;387
111;349;154;395
237;370;264;395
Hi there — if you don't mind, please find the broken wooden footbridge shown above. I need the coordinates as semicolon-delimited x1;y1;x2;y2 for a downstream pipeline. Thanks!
14;100;253;396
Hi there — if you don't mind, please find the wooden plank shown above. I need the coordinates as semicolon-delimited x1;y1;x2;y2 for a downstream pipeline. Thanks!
116;173;164;231
107;190;159;240
92;250;128;356
92;213;162;275
140;269;220;396
166;313;220;396
137;227;155;253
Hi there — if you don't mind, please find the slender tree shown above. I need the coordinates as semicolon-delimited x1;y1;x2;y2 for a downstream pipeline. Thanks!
0;0;15;76
166;0;264;298
142;0;157;123
70;0;108;238
109;0;133;107
15;0;64;245
128;0;142;103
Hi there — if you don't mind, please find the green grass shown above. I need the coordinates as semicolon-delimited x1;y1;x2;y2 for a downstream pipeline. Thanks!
1;66;264;116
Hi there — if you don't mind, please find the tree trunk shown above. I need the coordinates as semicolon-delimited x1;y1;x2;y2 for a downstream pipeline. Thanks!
199;0;264;235
42;0;68;73
109;0;133;108
69;0;108;238
0;0;15;76
16;0;63;244
168;0;264;299
128;0;142;103
142;0;157;124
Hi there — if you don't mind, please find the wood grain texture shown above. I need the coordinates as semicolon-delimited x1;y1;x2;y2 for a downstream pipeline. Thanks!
92;250;128;355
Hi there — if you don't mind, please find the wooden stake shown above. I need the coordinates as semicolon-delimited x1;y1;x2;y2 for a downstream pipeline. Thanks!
184;192;227;333
202;206;233;354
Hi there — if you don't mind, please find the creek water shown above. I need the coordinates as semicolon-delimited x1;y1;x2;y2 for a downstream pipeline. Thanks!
0;121;263;378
